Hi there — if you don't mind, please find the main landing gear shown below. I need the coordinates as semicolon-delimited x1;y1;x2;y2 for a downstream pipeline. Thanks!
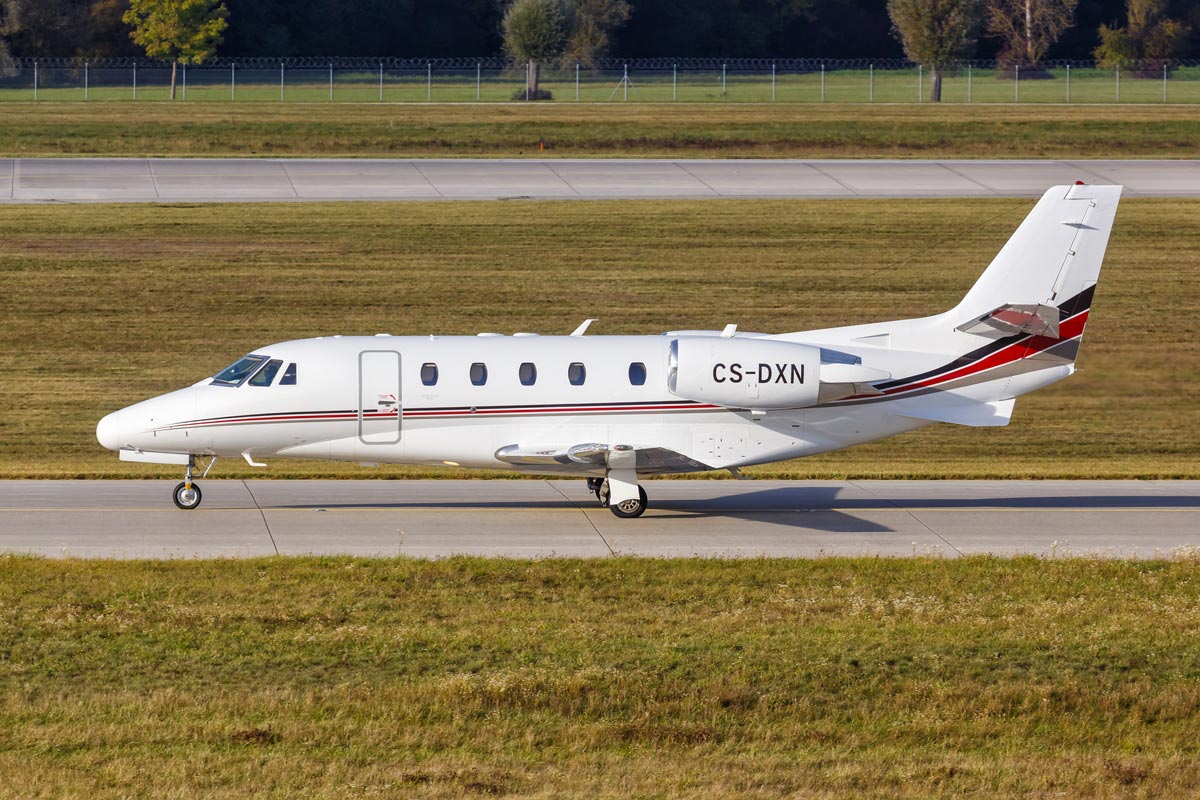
588;475;649;518
172;455;216;510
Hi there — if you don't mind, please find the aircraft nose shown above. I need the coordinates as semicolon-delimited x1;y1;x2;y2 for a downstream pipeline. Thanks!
96;409;125;451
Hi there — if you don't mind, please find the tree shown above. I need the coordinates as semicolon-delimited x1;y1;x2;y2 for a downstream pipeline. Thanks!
123;0;228;99
986;0;1078;67
888;0;984;101
502;0;573;98
1094;0;1188;69
563;0;630;67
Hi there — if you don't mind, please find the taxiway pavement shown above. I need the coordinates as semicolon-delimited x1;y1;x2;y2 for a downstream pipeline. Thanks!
2;158;1199;203
1;480;1196;560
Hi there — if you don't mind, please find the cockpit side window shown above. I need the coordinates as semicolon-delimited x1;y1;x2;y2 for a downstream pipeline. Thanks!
249;359;283;387
211;355;268;387
280;363;297;385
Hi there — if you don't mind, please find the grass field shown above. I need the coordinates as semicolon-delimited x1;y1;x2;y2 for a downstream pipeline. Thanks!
1;554;1198;798
1;197;1197;480
0;103;1198;158
6;64;1200;105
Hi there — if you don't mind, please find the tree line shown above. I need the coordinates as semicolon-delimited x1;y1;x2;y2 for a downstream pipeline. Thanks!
1;0;1196;71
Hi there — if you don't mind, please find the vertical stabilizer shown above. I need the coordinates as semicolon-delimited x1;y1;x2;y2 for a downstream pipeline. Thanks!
953;184;1122;326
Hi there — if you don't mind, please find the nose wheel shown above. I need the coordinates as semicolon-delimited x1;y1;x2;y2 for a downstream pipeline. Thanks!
173;481;202;510
171;455;216;510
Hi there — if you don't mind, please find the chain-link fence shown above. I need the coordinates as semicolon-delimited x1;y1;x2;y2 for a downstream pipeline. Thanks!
2;57;1199;103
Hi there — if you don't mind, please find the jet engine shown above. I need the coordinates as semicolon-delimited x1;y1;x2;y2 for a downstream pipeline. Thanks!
667;337;890;410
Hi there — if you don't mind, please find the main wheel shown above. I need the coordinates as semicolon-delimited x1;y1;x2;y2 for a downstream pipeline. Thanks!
173;481;202;510
597;480;610;507
609;486;648;519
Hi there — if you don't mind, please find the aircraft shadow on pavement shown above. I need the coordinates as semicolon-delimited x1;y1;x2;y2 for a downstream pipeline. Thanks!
269;487;897;533
263;484;1199;534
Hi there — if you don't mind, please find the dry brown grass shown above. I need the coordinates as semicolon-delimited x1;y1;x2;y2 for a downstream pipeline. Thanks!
1;555;1199;798
0;197;1197;478
0;102;1197;158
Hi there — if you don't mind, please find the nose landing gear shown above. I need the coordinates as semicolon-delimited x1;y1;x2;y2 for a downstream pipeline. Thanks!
172;455;216;510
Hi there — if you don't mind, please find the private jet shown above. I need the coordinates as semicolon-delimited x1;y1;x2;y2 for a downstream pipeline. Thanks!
97;184;1121;517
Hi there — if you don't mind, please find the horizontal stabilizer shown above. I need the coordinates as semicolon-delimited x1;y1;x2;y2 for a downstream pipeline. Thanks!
956;303;1060;339
891;397;1015;427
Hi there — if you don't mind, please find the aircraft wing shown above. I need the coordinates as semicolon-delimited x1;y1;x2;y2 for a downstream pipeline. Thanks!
495;442;712;474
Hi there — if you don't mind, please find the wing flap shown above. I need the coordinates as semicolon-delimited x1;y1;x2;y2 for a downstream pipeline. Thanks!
495;443;712;473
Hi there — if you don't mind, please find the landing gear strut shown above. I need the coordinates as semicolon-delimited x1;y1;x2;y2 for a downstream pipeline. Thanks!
172;455;216;510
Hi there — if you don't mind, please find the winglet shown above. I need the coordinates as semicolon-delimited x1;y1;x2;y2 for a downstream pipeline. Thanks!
570;319;597;336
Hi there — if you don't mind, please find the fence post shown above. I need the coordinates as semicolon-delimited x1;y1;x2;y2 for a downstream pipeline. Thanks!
869;64;873;102
133;63;137;101
475;63;480;101
1163;63;1168;102
329;62;334;102
280;61;284;102
771;63;775;102
575;63;579;101
427;62;431;101
820;62;825;102
673;64;677;101
1066;63;1070;103
33;60;38;101
1115;65;1120;102
624;63;628;101
722;63;726;97
917;64;922;102
231;63;236;100
380;62;384;102
1014;63;1019;102
968;64;972;102
182;62;186;100
85;60;89;101
525;62;529;101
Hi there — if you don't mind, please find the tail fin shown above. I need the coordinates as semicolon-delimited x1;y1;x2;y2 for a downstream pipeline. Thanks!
952;184;1122;338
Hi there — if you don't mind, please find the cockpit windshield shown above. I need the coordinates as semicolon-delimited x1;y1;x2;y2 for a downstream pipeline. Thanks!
210;354;268;387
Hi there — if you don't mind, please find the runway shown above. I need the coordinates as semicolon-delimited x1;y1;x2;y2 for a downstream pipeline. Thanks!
1;480;1196;559
2;158;1199;203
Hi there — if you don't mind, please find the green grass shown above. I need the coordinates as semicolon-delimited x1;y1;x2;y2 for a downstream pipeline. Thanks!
8;65;1200;104
0;102;1197;158
1;554;1198;798
1;197;1197;479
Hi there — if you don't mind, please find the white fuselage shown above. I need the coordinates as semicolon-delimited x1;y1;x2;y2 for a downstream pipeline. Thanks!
96;332;952;475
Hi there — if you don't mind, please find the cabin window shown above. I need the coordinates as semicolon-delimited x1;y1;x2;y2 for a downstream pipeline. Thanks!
211;354;267;387
421;363;438;386
280;363;297;385
470;362;488;386
249;359;283;387
629;362;647;386
568;362;586;386
519;362;537;386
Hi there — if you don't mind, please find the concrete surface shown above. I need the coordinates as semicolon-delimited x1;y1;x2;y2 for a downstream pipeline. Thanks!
0;480;1196;559
2;159;1199;203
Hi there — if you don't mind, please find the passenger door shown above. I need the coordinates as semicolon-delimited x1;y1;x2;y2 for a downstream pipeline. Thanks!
358;350;401;445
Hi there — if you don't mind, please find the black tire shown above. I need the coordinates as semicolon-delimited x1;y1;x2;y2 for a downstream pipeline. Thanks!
173;481;202;510
609;486;648;519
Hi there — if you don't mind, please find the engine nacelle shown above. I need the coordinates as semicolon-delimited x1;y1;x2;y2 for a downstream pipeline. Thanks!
667;337;823;410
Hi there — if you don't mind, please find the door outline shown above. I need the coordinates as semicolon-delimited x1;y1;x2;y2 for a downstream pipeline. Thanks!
358;350;401;445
